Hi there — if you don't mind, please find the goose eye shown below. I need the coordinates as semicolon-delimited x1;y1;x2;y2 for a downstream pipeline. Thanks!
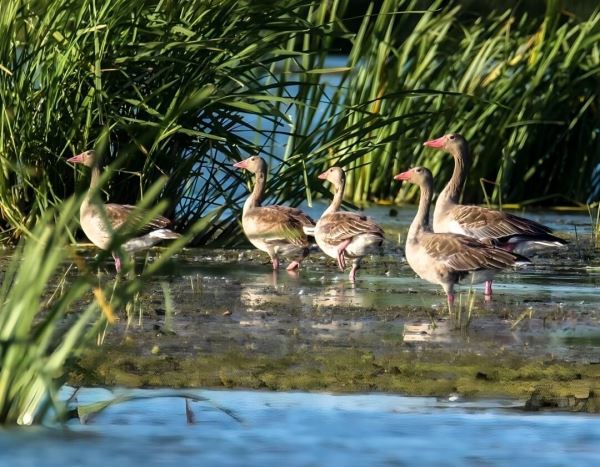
449;135;455;140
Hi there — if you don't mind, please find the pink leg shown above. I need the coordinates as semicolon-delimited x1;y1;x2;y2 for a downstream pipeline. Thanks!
484;280;493;301
112;252;122;273
286;260;300;271
447;294;455;306
336;239;352;271
272;258;280;270
349;264;358;282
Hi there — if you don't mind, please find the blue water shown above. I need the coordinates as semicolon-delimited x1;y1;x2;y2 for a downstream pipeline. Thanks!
1;389;599;466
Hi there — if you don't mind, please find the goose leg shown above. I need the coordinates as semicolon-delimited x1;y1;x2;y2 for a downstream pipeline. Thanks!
349;259;361;282
286;260;300;271
484;280;493;301
336;239;352;271
112;252;122;273
447;294;455;305
272;257;280;270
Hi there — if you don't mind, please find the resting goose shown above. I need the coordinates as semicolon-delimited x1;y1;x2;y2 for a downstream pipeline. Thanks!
394;166;529;304
423;133;566;297
233;155;315;270
68;150;180;272
315;167;384;282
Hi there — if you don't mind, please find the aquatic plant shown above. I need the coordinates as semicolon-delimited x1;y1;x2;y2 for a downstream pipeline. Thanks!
281;0;600;206
0;0;337;244
0;0;598;247
0;180;216;425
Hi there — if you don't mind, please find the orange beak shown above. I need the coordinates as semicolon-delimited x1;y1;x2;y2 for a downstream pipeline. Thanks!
394;170;412;181
423;135;446;148
67;153;86;164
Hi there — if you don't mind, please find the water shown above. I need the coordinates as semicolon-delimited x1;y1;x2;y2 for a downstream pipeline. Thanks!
1;388;599;466
3;208;598;465
158;206;600;360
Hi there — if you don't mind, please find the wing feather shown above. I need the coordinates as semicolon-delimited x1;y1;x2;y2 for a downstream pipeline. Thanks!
450;205;553;241
243;205;313;248
420;232;521;272
104;203;171;232
318;212;384;245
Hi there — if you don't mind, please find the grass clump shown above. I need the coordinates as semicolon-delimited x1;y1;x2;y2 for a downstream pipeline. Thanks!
0;196;107;425
2;0;597;245
0;177;215;424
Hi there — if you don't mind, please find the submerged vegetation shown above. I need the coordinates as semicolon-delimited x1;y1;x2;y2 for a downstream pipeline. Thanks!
72;346;600;413
0;0;598;245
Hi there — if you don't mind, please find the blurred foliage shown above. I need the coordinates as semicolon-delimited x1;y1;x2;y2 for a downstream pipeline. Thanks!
0;178;216;425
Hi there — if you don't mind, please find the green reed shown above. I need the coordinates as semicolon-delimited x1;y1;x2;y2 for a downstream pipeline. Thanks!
294;0;600;206
0;0;334;244
0;0;598;247
0;174;216;425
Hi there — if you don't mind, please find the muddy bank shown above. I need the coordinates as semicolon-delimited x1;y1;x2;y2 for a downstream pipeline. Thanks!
71;344;600;413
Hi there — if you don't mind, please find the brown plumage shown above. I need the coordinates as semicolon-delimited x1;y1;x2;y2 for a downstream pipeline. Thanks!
315;167;384;282
423;133;567;253
233;155;315;270
423;133;566;298
394;166;530;305
68;150;180;272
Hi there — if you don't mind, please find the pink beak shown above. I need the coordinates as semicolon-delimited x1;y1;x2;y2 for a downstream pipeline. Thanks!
67;153;86;164
317;171;328;180
233;160;248;169
394;170;412;181
423;135;446;148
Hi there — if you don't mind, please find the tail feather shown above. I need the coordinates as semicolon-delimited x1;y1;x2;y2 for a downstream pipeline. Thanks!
496;232;567;256
302;225;316;237
498;233;567;247
147;228;181;241
122;229;181;252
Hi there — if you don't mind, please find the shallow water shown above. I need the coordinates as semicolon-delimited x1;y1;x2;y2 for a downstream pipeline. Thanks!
3;209;600;465
144;206;600;362
64;207;600;381
1;388;599;466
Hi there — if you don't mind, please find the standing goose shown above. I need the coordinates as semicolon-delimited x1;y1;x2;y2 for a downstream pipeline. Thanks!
233;155;315;270
424;133;566;297
315;167;384;282
68;150;180;272
394;167;529;305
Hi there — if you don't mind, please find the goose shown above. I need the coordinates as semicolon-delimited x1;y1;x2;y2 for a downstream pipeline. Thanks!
68;150;180;272
423;133;566;297
233;155;315;270
315;167;385;282
394;166;530;304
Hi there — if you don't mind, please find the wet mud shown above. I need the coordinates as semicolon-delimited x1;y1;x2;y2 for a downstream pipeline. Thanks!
64;208;600;411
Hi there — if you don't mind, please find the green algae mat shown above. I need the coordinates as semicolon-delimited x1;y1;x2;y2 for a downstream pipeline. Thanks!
66;233;600;413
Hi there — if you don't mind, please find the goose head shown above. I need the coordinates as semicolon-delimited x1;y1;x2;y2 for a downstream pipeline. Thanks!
394;166;433;187
423;133;468;157
317;166;345;188
67;150;97;168
233;155;267;174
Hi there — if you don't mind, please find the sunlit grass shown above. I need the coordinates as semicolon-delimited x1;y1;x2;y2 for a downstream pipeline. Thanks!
0;174;220;424
0;196;109;425
2;1;597;247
